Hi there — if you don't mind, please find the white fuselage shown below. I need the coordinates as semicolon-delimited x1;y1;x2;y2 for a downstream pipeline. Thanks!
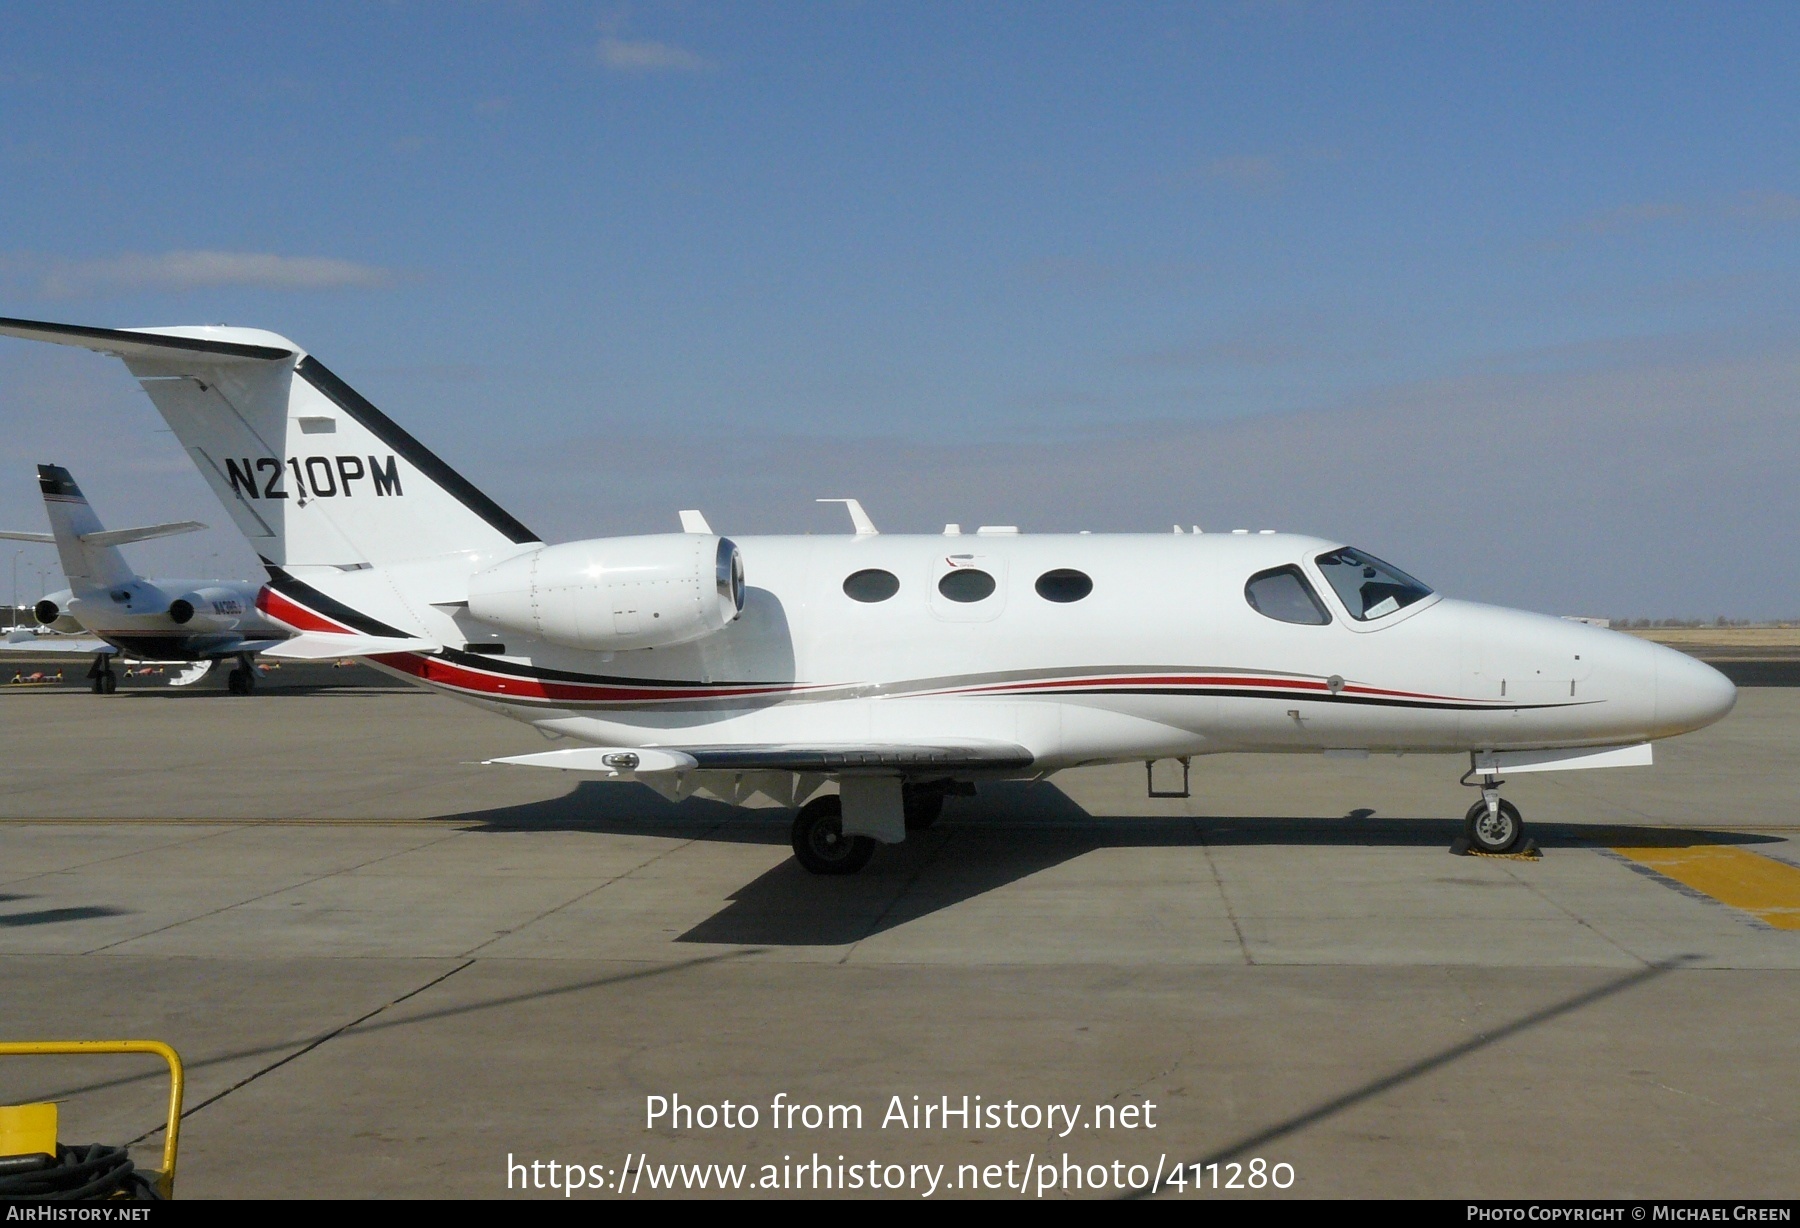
306;531;1735;770
56;576;281;661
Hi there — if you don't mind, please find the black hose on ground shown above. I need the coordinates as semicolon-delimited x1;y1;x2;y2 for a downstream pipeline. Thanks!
0;1145;161;1200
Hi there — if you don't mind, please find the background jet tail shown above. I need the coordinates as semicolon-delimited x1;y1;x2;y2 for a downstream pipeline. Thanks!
34;464;137;592
0;318;543;635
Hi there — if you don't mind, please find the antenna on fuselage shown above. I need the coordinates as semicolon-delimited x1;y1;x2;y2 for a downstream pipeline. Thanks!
816;499;879;536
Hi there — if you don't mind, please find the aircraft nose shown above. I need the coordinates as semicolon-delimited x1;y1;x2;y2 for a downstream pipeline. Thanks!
1655;646;1737;735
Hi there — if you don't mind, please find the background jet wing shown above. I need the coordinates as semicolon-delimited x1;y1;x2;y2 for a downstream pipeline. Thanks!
492;742;1035;775
79;520;207;548
0;632;112;654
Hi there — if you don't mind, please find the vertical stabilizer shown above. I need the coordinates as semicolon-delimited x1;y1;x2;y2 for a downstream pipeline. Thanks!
36;465;135;591
0;319;543;575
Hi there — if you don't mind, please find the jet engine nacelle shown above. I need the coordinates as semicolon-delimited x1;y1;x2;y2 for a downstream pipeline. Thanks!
467;533;744;652
32;593;82;634
168;585;252;629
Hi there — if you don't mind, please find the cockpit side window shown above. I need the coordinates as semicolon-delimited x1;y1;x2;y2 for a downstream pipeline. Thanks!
1244;566;1332;626
1314;547;1432;620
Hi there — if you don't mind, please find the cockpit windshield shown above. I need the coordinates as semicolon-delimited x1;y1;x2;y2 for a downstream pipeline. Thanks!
1314;547;1433;621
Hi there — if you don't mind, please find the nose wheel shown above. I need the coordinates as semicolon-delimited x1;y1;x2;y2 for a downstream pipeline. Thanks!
1463;796;1524;854
1458;759;1528;855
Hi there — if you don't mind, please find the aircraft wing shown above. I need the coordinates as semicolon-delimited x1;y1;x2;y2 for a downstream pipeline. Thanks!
490;742;1035;775
0;530;55;543
0;633;112;655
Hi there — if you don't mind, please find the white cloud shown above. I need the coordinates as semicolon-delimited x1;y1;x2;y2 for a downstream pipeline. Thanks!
35;251;393;297
597;37;709;73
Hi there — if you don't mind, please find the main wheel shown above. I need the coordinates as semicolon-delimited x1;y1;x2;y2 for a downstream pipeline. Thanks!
227;668;249;696
903;786;944;831
1464;798;1524;854
791;795;875;875
99;672;117;695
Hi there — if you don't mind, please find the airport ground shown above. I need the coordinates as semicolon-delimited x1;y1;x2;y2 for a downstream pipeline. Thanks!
0;650;1796;1199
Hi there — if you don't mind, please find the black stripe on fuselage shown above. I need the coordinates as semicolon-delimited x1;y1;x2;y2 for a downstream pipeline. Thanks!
294;357;540;546
261;564;412;638
430;644;786;689
1042;685;1590;711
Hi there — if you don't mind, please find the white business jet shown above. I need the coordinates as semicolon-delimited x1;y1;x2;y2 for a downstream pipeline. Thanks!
0;317;1736;869
0;462;288;693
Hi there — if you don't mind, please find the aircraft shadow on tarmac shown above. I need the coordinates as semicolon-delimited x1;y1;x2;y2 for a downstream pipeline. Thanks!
456;781;1783;948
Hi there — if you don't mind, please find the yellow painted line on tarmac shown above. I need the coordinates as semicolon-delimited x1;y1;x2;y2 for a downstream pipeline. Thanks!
1611;843;1800;930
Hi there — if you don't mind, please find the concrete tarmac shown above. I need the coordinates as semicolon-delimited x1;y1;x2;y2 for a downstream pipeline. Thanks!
1;685;1797;1199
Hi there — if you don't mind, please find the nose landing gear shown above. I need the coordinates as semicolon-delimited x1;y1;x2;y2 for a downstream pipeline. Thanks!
1457;761;1531;856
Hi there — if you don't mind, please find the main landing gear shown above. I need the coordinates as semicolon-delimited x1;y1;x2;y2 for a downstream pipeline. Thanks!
225;653;257;696
1459;761;1528;855
87;654;116;695
790;796;875;876
789;781;973;875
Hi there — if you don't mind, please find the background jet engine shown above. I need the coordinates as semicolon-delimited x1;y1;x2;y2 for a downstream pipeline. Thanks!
31;591;84;634
167;586;253;630
467;533;744;652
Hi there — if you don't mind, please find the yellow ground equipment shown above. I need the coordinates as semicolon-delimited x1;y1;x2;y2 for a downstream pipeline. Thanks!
0;1041;184;1200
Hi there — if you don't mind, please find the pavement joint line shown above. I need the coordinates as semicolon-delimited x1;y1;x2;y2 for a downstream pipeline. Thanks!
1194;817;1254;967
0;821;263;893
125;958;480;1148
453;822;734;959
837;828;956;965
1501;855;1646;966
1132;957;1693;1199
77;827;474;956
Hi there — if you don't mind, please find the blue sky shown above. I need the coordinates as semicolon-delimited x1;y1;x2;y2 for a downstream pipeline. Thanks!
2;2;1797;617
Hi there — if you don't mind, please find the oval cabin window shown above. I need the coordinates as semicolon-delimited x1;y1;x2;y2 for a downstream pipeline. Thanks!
1034;568;1093;603
937;569;997;603
843;569;901;603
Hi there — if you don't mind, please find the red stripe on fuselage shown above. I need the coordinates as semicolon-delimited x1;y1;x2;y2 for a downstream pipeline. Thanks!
256;585;355;634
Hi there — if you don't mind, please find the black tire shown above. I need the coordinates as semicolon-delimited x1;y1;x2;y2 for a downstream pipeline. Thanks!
227;669;247;696
99;672;116;695
791;795;875;875
1464;798;1524;854
903;786;944;831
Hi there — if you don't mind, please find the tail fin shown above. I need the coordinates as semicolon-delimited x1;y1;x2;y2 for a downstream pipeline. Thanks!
0;318;541;572
34;464;137;591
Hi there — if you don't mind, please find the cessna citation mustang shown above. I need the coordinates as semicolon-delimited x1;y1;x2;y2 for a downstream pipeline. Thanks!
0;317;1737;872
0;463;289;693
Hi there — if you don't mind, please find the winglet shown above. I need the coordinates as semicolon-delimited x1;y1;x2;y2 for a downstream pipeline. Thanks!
816;498;878;535
678;509;713;534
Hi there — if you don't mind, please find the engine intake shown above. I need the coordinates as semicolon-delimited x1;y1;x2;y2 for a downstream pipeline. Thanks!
467;534;744;652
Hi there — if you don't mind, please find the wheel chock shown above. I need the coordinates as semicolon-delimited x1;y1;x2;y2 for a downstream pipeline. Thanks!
1450;837;1542;860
